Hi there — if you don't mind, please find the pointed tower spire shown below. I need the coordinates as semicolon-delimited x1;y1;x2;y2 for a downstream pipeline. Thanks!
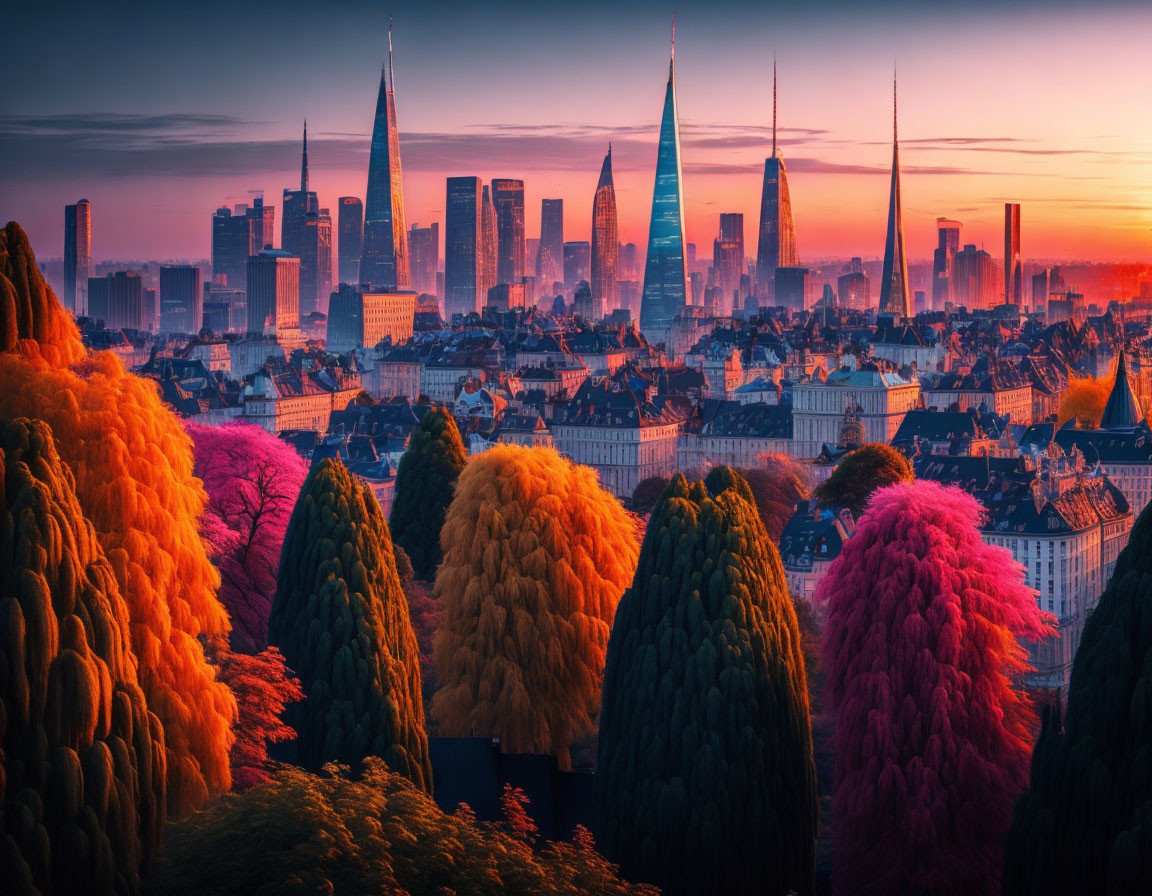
772;56;777;159
878;69;911;321
592;143;619;315
669;13;676;79
387;14;396;94
300;119;309;193
1100;349;1144;428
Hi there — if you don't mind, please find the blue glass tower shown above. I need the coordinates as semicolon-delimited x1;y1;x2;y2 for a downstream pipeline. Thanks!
361;22;409;291
639;33;688;337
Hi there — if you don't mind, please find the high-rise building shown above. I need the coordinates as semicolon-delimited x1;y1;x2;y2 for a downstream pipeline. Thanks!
1005;202;1022;305
326;285;416;354
712;212;744;310
932;218;961;309
491;178;526;286
953;244;998;309
246;249;300;337
212;195;274;289
444;176;483;319
361;25;409;290
205;285;246;334
537;199;564;297
837;271;871;311
89;271;142;331
480;185;498;302
639;34;689;336
337;197;363;285
775;266;809;311
620;242;640;280
878;77;911;319
159;264;202;334
755;62;798;299
591;146;619;316
301;207;333;318
409;223;439;296
1032;269;1050;313
564;242;591;292
63;199;91;314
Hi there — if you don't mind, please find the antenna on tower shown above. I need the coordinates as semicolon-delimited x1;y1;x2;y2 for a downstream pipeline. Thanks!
387;14;396;92
893;62;898;145
669;12;676;78
772;55;777;158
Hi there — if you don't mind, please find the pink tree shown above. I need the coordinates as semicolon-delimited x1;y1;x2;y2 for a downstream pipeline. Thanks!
816;480;1053;896
187;422;308;653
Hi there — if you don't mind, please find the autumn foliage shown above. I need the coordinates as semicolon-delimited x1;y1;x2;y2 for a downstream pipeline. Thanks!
147;759;656;896
1058;374;1115;427
0;223;234;815
0;417;166;895
270;458;431;790
595;466;818;896
817;480;1053;896
741;453;811;541
187;421;308;653
814;442;913;517
432;444;640;769
390;406;467;579
1004;502;1152;894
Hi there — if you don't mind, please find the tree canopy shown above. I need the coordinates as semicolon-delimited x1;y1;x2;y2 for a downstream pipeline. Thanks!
1057;374;1115;428
270;458;431;790
432;445;640;769
818;480;1052;896
389;406;467;580
595;466;818;896
813;442;913;517
740;454;811;542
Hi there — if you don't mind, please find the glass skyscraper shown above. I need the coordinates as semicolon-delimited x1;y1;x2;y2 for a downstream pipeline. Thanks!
491;179;525;286
444;176;482;319
537;199;564;298
755;63;798;300
639;48;688;336
591;146;619;316
338;197;363;285
63;199;91;314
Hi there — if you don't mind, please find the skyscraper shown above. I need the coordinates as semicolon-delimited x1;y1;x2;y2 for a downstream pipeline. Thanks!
755;62;798;299
338;197;364;285
89;271;142;331
591;146;619;316
159;264;202;334
492;178;526;286
537;198;563;296
954;244;998;309
212;195;273;288
360;24;410;290
480;184;498;302
444;176;483;319
282;123;331;318
63;199;91;314
1005;202;1022;306
246;249;300;336
408;223;439;296
932;218;961;308
639;26;689;336
563;241;591;293
878;77;911;320
713;212;744;310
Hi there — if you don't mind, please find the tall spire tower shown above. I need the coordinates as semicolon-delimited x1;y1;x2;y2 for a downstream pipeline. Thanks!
300;120;309;192
755;59;798;299
639;17;689;338
360;18;410;290
591;144;619;316
878;73;911;320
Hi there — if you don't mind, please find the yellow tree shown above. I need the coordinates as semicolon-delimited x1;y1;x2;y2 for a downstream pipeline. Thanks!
432;445;640;769
1058;374;1115;427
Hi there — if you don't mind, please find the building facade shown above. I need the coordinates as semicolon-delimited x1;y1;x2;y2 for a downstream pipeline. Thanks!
63;198;92;314
337;196;363;285
159;264;202;334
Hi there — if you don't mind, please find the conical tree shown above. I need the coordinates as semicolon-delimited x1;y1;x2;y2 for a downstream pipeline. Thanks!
0;222;234;814
431;445;641;769
1004;502;1152;895
595;466;818;896
390;406;467;580
269;458;431;791
0;417;166;895
813;442;913;517
818;480;1052;896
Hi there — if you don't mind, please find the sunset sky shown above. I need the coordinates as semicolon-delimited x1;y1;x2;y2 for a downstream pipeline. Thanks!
4;0;1152;266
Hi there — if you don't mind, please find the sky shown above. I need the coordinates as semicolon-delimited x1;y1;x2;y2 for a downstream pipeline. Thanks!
3;0;1152;266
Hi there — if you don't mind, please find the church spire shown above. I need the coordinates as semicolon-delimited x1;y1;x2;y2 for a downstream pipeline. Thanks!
300;119;309;193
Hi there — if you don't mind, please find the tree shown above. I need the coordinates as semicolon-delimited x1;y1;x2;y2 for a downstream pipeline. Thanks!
1003;503;1152;895
213;646;304;792
389;406;467;579
813;442;913;517
187;421;308;653
741;453;811;542
269;458;431;790
0;417;166;895
1057;374;1114;427
595;466;818;896
393;542;441;709
817;480;1052;896
0;223;234;815
147;759;657;896
630;475;669;515
432;445;641;769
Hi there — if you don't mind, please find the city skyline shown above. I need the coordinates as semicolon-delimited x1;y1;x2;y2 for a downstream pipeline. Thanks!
3;1;1152;265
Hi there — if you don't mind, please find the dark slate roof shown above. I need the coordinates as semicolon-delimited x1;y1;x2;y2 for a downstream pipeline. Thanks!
1099;352;1143;429
778;500;855;572
698;401;793;439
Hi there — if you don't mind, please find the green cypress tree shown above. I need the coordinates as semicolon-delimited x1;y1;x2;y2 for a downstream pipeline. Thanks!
1003;504;1152;895
389;407;467;580
0;417;166;895
269;458;431;792
594;466;818;896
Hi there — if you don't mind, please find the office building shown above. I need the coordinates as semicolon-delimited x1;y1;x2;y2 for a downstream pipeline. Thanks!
326;285;416;354
444;176;483;318
837;271;871;311
361;25;410;290
1032;269;1050;313
246;249;300;337
537;198;564;297
281;122;330;316
159;264;202;334
953;244;999;309
88;271;142;331
63;199;92;314
564;241;591;292
932;218;961;308
775;266;809;311
755;63;798;299
1005;202;1023;305
879;78;911;319
591;146;619;315
712;212;744;309
492;178;526;286
639;37;689;336
480;185;498;302
337;197;363;285
409;223;439;295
